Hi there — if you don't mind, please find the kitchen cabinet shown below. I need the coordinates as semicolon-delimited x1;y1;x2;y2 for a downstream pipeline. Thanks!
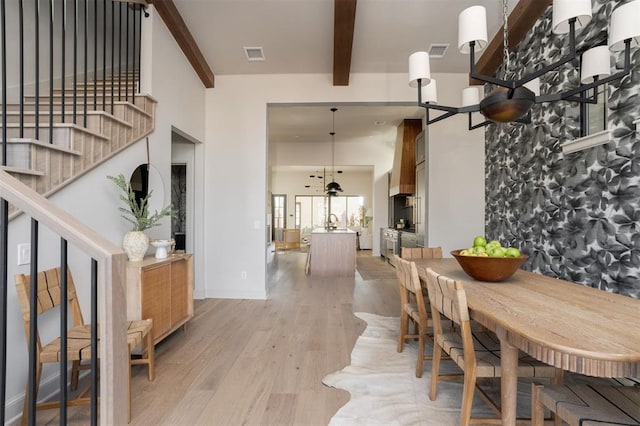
126;253;193;344
415;131;425;165
415;134;428;247
400;232;417;249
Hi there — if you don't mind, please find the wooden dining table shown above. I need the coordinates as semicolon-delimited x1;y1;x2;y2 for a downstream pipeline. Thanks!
413;258;640;425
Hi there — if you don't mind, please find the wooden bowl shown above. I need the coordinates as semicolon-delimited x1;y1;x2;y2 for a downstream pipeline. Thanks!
450;249;528;282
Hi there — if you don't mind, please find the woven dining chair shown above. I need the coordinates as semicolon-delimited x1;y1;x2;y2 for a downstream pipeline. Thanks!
424;268;563;425
395;255;439;378
532;383;640;426
15;266;155;424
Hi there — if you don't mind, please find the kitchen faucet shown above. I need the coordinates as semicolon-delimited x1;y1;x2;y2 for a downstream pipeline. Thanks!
326;214;339;230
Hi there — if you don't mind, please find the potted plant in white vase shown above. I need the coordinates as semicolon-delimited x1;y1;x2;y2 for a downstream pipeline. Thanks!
108;173;173;262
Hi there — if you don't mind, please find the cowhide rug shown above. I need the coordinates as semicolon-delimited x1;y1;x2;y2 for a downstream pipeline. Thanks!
322;312;533;426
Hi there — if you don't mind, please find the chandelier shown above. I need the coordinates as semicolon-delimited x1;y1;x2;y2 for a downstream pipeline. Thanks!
326;107;343;197
409;0;640;128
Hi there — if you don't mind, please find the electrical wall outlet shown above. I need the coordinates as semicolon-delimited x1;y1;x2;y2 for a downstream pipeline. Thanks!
17;243;31;266
241;271;247;280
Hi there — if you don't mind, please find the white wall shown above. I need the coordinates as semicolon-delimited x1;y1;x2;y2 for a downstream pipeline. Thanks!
143;8;206;298
204;72;483;299
4;7;206;422
426;75;485;254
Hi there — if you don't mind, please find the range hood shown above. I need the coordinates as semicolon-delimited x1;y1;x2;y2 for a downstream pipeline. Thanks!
389;118;422;196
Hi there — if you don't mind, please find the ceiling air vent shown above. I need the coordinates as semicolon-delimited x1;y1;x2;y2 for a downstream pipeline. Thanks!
428;43;449;59
244;47;265;61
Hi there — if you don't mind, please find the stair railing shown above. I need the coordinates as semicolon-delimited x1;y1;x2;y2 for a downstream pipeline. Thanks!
0;0;146;424
0;168;129;425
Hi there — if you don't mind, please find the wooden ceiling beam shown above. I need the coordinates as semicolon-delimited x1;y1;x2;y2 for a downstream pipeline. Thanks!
471;0;552;85
333;0;357;86
150;0;215;88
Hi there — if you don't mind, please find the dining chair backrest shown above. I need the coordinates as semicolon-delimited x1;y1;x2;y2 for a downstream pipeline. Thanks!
15;267;85;342
424;267;470;326
394;255;435;377
401;246;443;260
395;256;424;297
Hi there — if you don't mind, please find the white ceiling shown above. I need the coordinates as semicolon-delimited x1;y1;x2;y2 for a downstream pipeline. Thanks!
173;0;512;76
172;0;514;166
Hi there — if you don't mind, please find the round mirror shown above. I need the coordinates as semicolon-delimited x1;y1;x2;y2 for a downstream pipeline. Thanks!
130;164;165;214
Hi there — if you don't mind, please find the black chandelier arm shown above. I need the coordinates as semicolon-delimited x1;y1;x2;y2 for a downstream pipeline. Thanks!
468;19;578;91
534;39;632;104
418;101;459;114
561;39;632;102
468;112;490;130
427;109;458;125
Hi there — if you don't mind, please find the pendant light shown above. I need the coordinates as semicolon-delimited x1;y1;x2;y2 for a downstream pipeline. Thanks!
326;108;343;197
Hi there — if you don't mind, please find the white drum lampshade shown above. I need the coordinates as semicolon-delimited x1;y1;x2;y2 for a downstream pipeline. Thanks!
581;46;611;84
609;0;640;51
409;51;431;88
422;79;438;104
552;0;592;34
458;6;488;54
461;86;481;107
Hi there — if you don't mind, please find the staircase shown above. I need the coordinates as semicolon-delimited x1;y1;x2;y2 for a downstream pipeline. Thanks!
0;1;152;424
1;74;156;212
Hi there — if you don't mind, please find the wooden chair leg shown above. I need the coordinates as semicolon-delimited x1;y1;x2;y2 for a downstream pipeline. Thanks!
146;330;155;381
22;362;42;426
398;311;408;352
70;360;80;391
460;368;477;426
127;350;132;423
531;382;545;426
416;330;425;378
429;343;442;401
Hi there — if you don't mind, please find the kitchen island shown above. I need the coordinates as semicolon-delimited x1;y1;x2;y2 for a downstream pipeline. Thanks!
309;228;357;276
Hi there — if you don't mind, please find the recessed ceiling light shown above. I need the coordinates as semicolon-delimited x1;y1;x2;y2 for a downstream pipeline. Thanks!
374;120;386;126
244;47;265;61
428;43;449;59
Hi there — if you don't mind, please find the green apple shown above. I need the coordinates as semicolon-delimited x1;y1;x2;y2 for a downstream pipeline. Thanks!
473;236;487;247
473;246;486;255
490;247;506;257
505;247;521;258
487;240;501;249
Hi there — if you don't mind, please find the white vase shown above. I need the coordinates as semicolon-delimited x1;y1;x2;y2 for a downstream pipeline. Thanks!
123;231;149;262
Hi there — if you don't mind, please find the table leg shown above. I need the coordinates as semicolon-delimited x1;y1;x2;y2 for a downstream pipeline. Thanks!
500;337;518;425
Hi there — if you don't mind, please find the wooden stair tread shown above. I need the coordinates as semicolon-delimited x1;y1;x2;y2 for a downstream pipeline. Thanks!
1;165;45;176
0;124;110;142
3;137;83;155
0;110;134;128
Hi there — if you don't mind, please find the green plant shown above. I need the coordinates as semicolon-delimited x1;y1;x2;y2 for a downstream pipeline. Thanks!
107;173;173;232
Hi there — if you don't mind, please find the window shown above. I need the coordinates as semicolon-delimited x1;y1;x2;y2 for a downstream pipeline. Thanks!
272;194;286;240
295;195;364;236
564;83;610;154
580;83;607;137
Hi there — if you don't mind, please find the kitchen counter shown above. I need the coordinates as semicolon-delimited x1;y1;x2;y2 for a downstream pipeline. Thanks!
310;228;356;276
311;228;357;234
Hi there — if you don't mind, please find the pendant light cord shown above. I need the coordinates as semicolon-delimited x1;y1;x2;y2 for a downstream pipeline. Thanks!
331;107;337;180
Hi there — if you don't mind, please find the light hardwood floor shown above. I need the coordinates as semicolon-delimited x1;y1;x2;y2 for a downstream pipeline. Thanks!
32;249;399;425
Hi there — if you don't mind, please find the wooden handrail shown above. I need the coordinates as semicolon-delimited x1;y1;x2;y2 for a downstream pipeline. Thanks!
0;169;128;426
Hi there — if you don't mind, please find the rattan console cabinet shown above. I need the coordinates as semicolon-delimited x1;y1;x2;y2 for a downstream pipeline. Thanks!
126;253;194;344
